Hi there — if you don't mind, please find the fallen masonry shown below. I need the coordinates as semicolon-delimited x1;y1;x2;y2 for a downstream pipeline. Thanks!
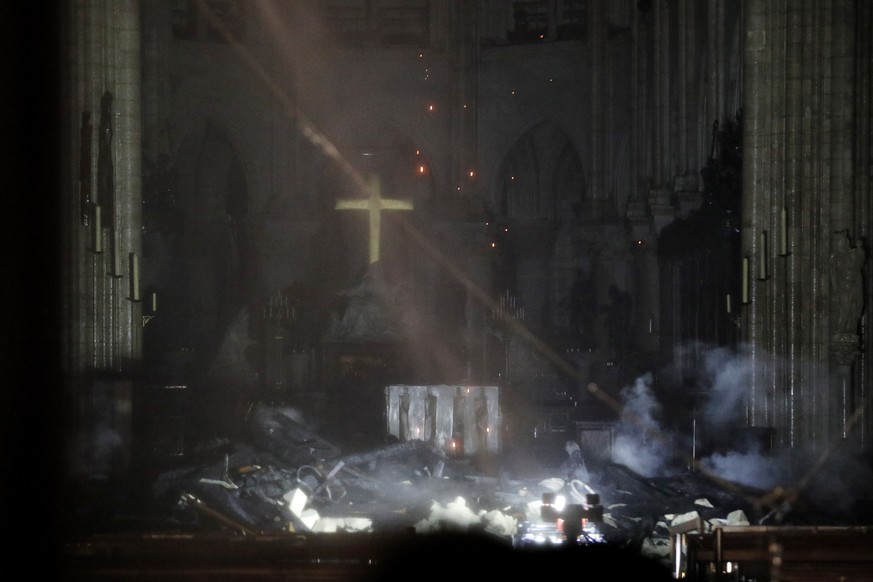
62;404;873;580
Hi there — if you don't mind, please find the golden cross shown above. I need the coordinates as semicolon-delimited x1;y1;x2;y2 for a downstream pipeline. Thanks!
336;175;413;264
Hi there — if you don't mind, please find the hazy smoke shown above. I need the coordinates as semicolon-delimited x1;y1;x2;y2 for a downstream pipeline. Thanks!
692;344;780;488
611;372;675;477
687;344;873;520
68;421;125;478
700;344;753;428
608;341;873;515
700;449;790;490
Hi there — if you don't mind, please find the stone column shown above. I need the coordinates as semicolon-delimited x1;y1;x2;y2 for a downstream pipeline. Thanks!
858;0;873;447
587;0;607;200
434;221;490;383
59;0;143;482
827;0;861;446
448;2;477;199
627;211;659;353
139;2;171;160
743;0;779;439
630;0;651;199
782;0;803;449
113;0;144;369
653;0;671;189
743;0;864;451
513;221;557;331
63;0;143;375
674;0;703;219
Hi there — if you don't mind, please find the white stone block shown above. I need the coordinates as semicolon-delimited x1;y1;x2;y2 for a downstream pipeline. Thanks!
283;488;308;516
300;508;320;530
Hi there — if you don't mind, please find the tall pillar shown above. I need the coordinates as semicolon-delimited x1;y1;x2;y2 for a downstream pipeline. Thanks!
448;2;478;199
653;0;671;189
139;2;171;161
743;0;779;441
513;221;556;332
828;0;862;445
63;0;143;377
115;1;144;369
674;0;703;218
743;0;864;451
858;0;873;448
587;0;607;200
631;0;651;199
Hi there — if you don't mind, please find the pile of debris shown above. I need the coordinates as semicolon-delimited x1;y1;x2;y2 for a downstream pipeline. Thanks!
68;404;869;574
149;404;510;536
138;408;754;559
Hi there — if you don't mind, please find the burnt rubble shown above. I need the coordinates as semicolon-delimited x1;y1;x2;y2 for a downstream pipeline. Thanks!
66;403;873;574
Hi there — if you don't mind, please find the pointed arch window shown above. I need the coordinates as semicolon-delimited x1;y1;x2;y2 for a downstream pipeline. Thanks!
508;0;587;43
171;0;245;43
322;0;430;47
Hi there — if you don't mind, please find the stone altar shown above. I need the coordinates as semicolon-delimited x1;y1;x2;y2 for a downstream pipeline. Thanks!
385;384;500;456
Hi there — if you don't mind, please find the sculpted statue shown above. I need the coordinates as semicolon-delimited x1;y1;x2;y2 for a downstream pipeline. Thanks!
329;262;399;341
830;231;865;336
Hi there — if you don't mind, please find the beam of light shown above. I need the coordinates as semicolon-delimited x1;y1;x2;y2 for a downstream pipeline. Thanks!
192;2;574;414
191;1;871;518
194;0;371;200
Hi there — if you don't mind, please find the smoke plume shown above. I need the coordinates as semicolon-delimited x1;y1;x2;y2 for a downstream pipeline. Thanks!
611;372;675;477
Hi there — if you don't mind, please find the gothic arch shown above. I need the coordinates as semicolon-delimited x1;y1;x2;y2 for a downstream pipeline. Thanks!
487;119;587;334
491;119;586;221
148;117;253;383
